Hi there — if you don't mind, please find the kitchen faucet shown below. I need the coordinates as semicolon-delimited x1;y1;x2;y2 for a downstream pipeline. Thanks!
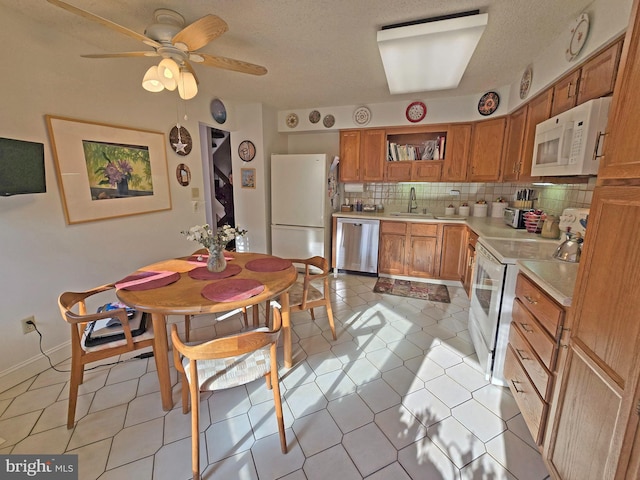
408;187;418;213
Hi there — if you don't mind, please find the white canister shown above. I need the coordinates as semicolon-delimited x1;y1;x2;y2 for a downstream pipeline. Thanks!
458;205;470;216
445;207;456;215
473;203;488;217
491;202;507;218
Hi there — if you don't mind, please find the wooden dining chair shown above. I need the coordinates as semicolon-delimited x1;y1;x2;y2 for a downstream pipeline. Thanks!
286;256;337;340
171;305;287;480
58;284;156;429
183;248;248;342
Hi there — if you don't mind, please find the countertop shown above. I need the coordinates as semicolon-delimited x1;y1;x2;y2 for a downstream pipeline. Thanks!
516;260;579;306
333;210;577;305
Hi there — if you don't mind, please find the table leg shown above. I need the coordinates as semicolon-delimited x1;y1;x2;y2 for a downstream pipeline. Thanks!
279;291;292;368
151;312;173;411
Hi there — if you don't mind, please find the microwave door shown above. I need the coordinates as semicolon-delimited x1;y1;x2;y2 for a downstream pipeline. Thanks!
535;125;563;166
558;121;574;166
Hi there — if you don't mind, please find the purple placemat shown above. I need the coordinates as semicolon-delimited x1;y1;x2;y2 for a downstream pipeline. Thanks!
188;263;242;280
201;279;265;302
245;257;292;272
115;271;181;291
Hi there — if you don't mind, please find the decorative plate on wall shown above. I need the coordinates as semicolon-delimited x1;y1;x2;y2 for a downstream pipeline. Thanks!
176;163;191;186
238;140;256;162
478;91;500;116
405;101;426;123
309;110;321;124
520;66;533;100
210;98;227;124
169;125;192;155
353;106;371;126
566;12;590;61
323;114;335;128
286;113;299;128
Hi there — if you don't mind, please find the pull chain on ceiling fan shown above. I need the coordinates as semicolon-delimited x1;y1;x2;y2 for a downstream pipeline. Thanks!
47;0;267;100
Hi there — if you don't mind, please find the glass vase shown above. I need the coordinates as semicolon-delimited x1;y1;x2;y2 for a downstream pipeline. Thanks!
207;246;227;272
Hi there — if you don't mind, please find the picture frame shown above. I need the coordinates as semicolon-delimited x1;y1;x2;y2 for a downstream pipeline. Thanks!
46;115;171;224
240;168;256;189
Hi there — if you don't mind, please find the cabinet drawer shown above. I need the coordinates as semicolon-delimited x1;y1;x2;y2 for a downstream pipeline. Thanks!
509;323;553;400
409;223;438;237
504;346;547;445
512;299;558;371
381;221;406;235
515;274;564;337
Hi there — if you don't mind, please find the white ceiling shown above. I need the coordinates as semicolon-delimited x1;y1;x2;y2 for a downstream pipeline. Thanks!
4;0;595;110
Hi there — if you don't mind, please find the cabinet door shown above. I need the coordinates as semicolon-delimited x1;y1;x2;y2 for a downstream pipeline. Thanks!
411;161;442;181
442;123;472;182
469;117;506;182
519;88;553;182
577;41;622;104
600;8;640;180
378;221;407;275
502;105;528;182
339;130;361;182
361;129;386;182
551;70;581;116
439;224;465;281
385;161;412;182
545;186;640;479
407;235;438;278
462;230;477;297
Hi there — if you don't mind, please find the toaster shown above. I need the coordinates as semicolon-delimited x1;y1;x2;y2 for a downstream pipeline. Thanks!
503;207;533;229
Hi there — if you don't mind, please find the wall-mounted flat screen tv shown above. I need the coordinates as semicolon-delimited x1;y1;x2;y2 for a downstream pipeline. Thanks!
0;137;46;196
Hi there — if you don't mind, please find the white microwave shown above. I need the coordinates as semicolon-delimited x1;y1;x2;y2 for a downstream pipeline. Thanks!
531;97;611;177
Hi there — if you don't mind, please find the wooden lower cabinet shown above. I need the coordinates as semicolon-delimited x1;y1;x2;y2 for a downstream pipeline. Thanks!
504;273;565;447
379;221;465;280
462;228;478;296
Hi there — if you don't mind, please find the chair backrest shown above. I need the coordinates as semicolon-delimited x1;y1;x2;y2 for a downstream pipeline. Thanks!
171;306;282;362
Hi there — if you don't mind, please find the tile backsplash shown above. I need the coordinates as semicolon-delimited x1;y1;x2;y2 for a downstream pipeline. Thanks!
340;178;596;216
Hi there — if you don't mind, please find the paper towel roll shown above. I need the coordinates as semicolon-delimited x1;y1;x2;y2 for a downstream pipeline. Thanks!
344;183;365;193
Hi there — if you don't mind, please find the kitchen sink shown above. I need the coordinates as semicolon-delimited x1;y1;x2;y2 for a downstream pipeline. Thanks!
388;212;435;219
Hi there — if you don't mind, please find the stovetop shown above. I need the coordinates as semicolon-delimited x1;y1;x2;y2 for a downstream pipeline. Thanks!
478;237;559;264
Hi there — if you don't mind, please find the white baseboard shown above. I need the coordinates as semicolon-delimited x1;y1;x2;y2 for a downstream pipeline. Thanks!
0;342;71;394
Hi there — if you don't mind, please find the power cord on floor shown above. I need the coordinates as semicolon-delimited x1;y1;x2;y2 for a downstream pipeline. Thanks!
28;320;153;374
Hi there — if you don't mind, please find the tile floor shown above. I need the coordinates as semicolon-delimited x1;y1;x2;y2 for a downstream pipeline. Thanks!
0;273;551;480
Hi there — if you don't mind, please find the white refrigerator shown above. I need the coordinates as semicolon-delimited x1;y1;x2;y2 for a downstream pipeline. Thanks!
271;154;333;260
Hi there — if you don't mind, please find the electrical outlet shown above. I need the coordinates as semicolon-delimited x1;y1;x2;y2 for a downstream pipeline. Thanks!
21;316;36;334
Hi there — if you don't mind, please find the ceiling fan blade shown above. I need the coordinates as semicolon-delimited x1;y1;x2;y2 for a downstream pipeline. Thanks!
172;15;228;51
198;53;267;76
47;0;161;48
81;52;159;59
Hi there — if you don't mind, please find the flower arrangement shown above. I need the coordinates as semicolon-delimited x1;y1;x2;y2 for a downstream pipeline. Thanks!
181;224;247;250
95;152;137;187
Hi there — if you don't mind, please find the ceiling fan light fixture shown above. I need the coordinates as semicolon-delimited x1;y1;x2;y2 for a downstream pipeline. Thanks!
158;58;180;90
142;65;165;92
178;70;198;100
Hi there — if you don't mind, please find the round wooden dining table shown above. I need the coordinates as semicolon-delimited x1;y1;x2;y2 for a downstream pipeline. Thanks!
116;251;298;411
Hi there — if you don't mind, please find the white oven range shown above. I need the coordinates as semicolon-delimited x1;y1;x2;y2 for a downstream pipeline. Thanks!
468;237;559;386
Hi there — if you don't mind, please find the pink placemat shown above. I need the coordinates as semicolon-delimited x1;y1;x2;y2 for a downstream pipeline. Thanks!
245;257;292;272
201;279;265;302
187;252;234;265
188;263;242;280
116;271;181;291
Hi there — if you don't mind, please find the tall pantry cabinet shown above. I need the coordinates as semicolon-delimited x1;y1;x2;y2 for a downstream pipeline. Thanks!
544;1;640;478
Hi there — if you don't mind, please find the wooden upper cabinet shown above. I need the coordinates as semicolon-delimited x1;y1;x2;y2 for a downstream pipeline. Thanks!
361;129;386;182
385;161;413;182
520;89;553;182
412;161;442;181
551;70;581;117
502;105;528;182
339;130;361;182
600;21;640;180
468;117;506;182
442;123;472;182
339;129;384;182
577;41;622;105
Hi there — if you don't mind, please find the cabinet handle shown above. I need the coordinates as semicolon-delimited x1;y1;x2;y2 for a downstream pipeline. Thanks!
519;322;534;334
567;82;574;99
511;379;524;393
515;348;530;361
523;295;537;305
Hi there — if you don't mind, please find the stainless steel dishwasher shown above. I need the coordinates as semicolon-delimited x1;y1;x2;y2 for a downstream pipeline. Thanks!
335;218;380;274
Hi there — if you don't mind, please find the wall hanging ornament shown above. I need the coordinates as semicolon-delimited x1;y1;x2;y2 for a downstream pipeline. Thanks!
169;125;192;155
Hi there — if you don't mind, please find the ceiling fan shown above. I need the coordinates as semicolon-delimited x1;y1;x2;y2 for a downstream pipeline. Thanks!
47;0;267;99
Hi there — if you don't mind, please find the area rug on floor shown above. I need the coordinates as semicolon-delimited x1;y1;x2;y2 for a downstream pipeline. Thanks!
373;278;450;303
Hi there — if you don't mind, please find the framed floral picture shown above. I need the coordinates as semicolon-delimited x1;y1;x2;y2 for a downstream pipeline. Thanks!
46;115;171;224
240;168;256;189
